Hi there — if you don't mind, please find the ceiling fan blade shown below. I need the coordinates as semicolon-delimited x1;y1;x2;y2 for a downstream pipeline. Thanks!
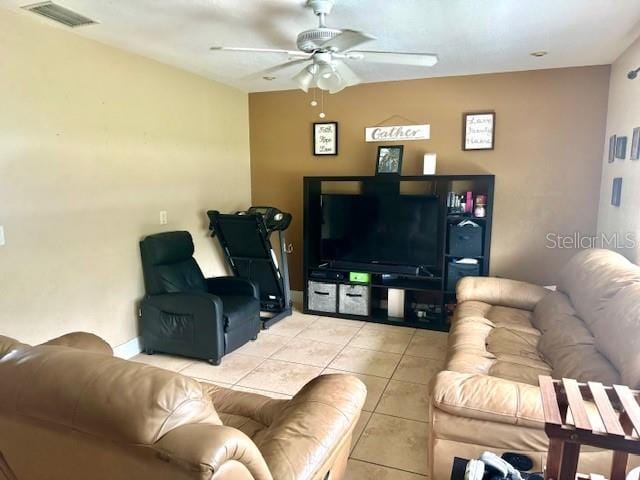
243;58;311;81
319;29;376;52
346;50;439;67
210;46;309;58
333;61;361;87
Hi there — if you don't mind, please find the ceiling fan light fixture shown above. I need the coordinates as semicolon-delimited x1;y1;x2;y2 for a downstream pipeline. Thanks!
317;69;343;92
293;64;318;92
318;62;335;79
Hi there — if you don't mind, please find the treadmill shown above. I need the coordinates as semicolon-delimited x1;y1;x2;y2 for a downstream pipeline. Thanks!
207;207;293;328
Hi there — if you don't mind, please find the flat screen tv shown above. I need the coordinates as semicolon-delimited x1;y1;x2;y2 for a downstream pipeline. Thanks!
320;194;440;269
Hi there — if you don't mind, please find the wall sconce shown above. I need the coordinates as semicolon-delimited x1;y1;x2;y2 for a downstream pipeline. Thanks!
628;67;640;80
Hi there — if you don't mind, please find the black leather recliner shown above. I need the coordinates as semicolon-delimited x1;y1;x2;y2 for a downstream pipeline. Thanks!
139;231;260;365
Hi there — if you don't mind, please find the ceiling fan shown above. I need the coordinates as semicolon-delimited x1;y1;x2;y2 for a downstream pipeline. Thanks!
210;0;438;94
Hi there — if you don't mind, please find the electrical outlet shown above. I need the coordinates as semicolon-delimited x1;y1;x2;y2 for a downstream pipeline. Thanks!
159;211;168;225
0;226;5;246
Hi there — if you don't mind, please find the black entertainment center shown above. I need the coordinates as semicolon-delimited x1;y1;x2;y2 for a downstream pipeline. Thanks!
303;174;495;331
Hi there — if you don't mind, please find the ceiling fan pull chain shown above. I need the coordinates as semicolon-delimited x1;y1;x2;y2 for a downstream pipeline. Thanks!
319;89;326;118
310;87;318;107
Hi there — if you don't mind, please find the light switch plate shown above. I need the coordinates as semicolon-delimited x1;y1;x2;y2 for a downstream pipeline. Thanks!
0;226;5;246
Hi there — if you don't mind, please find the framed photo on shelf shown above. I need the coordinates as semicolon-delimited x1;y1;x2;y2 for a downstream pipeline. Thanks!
462;112;495;150
631;127;640;161
375;145;404;175
313;122;338;156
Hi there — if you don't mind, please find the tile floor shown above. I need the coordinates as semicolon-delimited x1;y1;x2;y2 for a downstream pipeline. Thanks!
131;309;448;479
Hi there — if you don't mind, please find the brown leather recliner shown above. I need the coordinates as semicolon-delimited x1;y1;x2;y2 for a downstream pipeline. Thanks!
0;332;366;480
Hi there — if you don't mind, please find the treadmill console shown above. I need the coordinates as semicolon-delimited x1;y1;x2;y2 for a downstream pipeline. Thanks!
242;206;292;232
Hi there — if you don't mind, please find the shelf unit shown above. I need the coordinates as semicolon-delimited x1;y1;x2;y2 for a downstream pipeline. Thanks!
303;175;495;331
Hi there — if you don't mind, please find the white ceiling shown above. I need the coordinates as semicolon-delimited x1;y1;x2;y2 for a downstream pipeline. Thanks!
3;0;640;92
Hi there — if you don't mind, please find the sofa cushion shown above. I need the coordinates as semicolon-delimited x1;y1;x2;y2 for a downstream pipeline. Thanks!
591;283;640;388
202;382;286;442
486;327;540;358
431;370;545;428
448;312;551;386
449;318;495;356
557;249;640;332
485;306;539;334
550;345;620;385
531;291;577;332
537;313;595;363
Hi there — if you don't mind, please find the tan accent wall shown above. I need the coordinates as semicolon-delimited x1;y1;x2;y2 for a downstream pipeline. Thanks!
0;9;251;347
249;67;610;289
597;36;640;259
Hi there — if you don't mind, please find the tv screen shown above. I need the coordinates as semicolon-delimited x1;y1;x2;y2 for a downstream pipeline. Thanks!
320;194;439;268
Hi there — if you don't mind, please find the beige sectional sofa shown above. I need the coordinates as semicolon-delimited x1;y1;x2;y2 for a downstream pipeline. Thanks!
429;248;640;478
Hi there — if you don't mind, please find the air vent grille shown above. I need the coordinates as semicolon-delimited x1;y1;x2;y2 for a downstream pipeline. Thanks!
22;2;97;28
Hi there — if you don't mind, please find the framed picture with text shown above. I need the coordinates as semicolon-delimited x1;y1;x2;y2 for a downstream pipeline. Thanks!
313;122;338;156
462;112;495;151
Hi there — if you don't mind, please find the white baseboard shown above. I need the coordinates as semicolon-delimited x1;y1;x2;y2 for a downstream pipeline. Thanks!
113;336;142;359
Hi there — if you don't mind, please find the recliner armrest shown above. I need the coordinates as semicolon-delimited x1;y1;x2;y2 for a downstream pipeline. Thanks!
257;374;366;480
41;332;113;356
143;292;224;319
456;277;549;311
154;423;273;480
431;370;544;428
207;276;259;299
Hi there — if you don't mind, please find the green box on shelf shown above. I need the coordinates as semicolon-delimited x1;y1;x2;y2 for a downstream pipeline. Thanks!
349;272;370;283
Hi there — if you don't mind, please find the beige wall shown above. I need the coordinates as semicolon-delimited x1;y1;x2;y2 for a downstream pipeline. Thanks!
0;9;251;347
597;36;640;260
249;67;610;289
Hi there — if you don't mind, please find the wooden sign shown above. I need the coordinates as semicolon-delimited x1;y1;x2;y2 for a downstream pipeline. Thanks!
313;122;338;155
365;124;430;142
463;112;495;150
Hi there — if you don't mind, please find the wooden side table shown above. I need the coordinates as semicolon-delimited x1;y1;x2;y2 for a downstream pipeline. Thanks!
539;375;640;480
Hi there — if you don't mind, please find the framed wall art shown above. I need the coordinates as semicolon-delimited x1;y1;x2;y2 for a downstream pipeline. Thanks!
313;122;338;156
608;135;617;163
462;112;495;150
612;177;623;207
631;127;640;161
615;136;628;160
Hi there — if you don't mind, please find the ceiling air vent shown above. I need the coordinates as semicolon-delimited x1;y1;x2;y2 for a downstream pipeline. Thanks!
22;1;97;28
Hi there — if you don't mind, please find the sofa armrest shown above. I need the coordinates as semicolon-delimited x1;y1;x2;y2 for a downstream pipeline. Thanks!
207;276;259;299
41;332;113;356
456;277;549;311
258;374;367;480
431;370;544;428
154;424;273;480
0;336;29;360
